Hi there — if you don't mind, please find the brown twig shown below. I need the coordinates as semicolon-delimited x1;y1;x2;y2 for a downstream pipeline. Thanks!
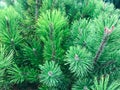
94;26;114;64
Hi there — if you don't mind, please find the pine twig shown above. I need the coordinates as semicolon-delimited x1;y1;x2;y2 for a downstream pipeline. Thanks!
35;0;39;21
103;60;115;68
93;34;108;63
5;16;11;35
94;26;114;64
49;23;56;61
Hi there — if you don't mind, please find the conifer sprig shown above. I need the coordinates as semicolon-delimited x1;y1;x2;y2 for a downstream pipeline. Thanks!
65;45;93;77
39;61;63;87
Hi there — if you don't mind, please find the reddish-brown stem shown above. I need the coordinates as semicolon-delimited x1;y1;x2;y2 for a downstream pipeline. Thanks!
94;34;108;63
94;26;114;64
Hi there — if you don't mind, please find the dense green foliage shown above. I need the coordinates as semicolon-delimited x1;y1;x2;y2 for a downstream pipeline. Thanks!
0;0;120;90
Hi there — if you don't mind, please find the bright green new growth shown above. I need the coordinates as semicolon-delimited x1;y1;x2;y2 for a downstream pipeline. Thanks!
23;38;42;67
92;75;120;90
70;18;90;46
0;45;13;88
8;65;39;84
39;61;62;87
72;78;91;90
7;64;24;84
37;10;68;62
65;45;93;77
0;6;22;51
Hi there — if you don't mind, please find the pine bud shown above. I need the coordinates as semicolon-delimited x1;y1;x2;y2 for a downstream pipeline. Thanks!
74;54;79;61
104;26;114;35
83;86;88;90
78;2;82;7
33;48;36;51
112;26;114;31
48;71;53;76
11;38;14;42
5;16;9;27
11;38;14;46
5;16;8;21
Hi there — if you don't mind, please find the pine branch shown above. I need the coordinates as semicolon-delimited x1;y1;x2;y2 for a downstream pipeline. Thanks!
33;48;38;57
103;60;115;68
5;17;16;52
97;60;116;71
94;26;114;64
49;23;56;61
5;16;11;36
10;38;16;52
35;0;39;20
5;17;14;46
93;34;108;63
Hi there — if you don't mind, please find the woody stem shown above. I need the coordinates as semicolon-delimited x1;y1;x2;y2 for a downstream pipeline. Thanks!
94;34;108;64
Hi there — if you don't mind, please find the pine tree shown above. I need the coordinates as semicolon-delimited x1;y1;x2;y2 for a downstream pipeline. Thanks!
0;0;120;90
